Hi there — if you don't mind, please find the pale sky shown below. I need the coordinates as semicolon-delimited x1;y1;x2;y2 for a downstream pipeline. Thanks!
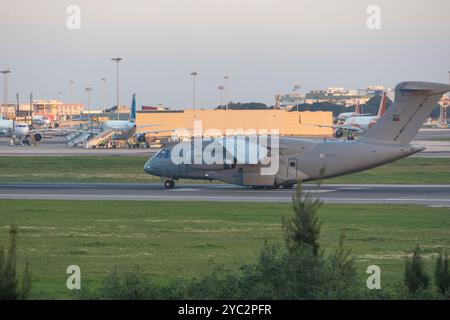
0;0;449;109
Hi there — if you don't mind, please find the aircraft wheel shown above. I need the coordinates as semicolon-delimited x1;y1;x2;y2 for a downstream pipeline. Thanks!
164;180;175;188
282;183;295;189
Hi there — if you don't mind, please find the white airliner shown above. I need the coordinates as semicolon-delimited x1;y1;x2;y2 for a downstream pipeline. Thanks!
1;117;77;146
302;93;388;138
0;120;29;138
336;100;363;123
67;94;173;148
0;119;43;145
339;92;388;135
32;115;51;126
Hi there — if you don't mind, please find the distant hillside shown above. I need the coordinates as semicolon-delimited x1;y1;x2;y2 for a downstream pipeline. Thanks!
291;95;443;119
216;102;268;110
213;98;444;119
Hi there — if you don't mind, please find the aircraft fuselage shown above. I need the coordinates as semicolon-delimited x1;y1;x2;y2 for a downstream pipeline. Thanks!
144;137;423;187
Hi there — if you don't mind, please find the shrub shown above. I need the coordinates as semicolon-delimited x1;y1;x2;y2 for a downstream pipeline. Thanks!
435;250;450;298
283;184;323;256
80;184;363;300
404;245;429;295
0;226;32;300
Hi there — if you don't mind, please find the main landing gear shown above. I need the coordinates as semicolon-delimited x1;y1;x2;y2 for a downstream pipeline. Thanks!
164;180;175;189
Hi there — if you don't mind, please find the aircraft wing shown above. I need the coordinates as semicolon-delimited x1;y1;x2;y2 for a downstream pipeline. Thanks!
137;124;162;129
299;122;363;134
216;136;270;165
137;129;178;136
29;128;78;136
339;125;364;133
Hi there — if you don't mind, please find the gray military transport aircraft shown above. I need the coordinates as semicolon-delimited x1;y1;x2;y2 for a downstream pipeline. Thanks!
144;81;450;189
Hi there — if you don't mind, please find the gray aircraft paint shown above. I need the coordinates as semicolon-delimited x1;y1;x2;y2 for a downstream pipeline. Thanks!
144;82;450;188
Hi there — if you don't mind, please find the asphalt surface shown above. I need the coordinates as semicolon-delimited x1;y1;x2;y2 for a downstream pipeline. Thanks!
0;183;449;205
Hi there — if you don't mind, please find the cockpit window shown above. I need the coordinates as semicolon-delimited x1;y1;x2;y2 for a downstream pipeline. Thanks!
157;149;170;158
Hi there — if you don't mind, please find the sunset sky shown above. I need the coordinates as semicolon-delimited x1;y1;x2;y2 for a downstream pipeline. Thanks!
1;0;449;109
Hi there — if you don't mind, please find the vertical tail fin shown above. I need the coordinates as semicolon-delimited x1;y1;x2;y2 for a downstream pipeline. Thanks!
129;93;136;123
354;100;361;114
362;82;450;144
377;92;387;117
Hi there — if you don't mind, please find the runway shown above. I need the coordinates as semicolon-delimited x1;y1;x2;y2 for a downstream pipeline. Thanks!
0;183;449;205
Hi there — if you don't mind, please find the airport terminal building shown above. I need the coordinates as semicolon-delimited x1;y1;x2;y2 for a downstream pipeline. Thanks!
136;109;332;138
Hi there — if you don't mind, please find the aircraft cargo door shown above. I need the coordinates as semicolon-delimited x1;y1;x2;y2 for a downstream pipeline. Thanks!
286;158;298;180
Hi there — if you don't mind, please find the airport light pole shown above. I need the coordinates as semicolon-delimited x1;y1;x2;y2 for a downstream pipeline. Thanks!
111;57;122;120
85;87;92;118
444;71;450;127
15;93;19;118
69;80;74;103
1;69;11;118
57;91;63;120
29;92;33;123
218;85;225;109
190;72;197;110
224;76;229;110
101;78;106;111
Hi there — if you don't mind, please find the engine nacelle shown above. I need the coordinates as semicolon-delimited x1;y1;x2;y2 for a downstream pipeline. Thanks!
32;133;43;142
334;128;344;138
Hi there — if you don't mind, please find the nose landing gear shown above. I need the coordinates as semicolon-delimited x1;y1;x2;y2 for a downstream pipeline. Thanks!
164;180;175;189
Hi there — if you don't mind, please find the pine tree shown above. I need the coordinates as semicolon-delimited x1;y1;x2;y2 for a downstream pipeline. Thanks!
435;250;450;297
0;226;32;300
404;245;429;294
21;262;32;300
331;234;356;277
282;183;323;256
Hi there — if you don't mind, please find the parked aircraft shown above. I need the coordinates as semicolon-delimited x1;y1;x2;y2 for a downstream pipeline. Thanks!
300;93;387;138
336;100;363;124
32;115;51;126
67;94;170;148
144;81;449;188
0;119;45;145
336;92;388;137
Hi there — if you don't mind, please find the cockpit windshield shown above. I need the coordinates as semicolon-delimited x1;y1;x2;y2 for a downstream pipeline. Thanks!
156;149;170;159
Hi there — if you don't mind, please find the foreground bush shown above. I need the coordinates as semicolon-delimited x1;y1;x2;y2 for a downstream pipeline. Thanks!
80;184;367;299
0;226;32;300
78;185;448;300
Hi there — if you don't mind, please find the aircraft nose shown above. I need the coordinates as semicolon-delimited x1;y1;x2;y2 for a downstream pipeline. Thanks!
17;127;28;137
144;158;156;174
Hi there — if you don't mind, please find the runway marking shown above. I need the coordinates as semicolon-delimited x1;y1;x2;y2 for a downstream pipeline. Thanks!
0;184;96;188
162;188;335;193
1;194;450;204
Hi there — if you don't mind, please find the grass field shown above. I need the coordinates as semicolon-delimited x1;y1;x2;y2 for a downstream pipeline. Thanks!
0;200;449;299
0;156;449;184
